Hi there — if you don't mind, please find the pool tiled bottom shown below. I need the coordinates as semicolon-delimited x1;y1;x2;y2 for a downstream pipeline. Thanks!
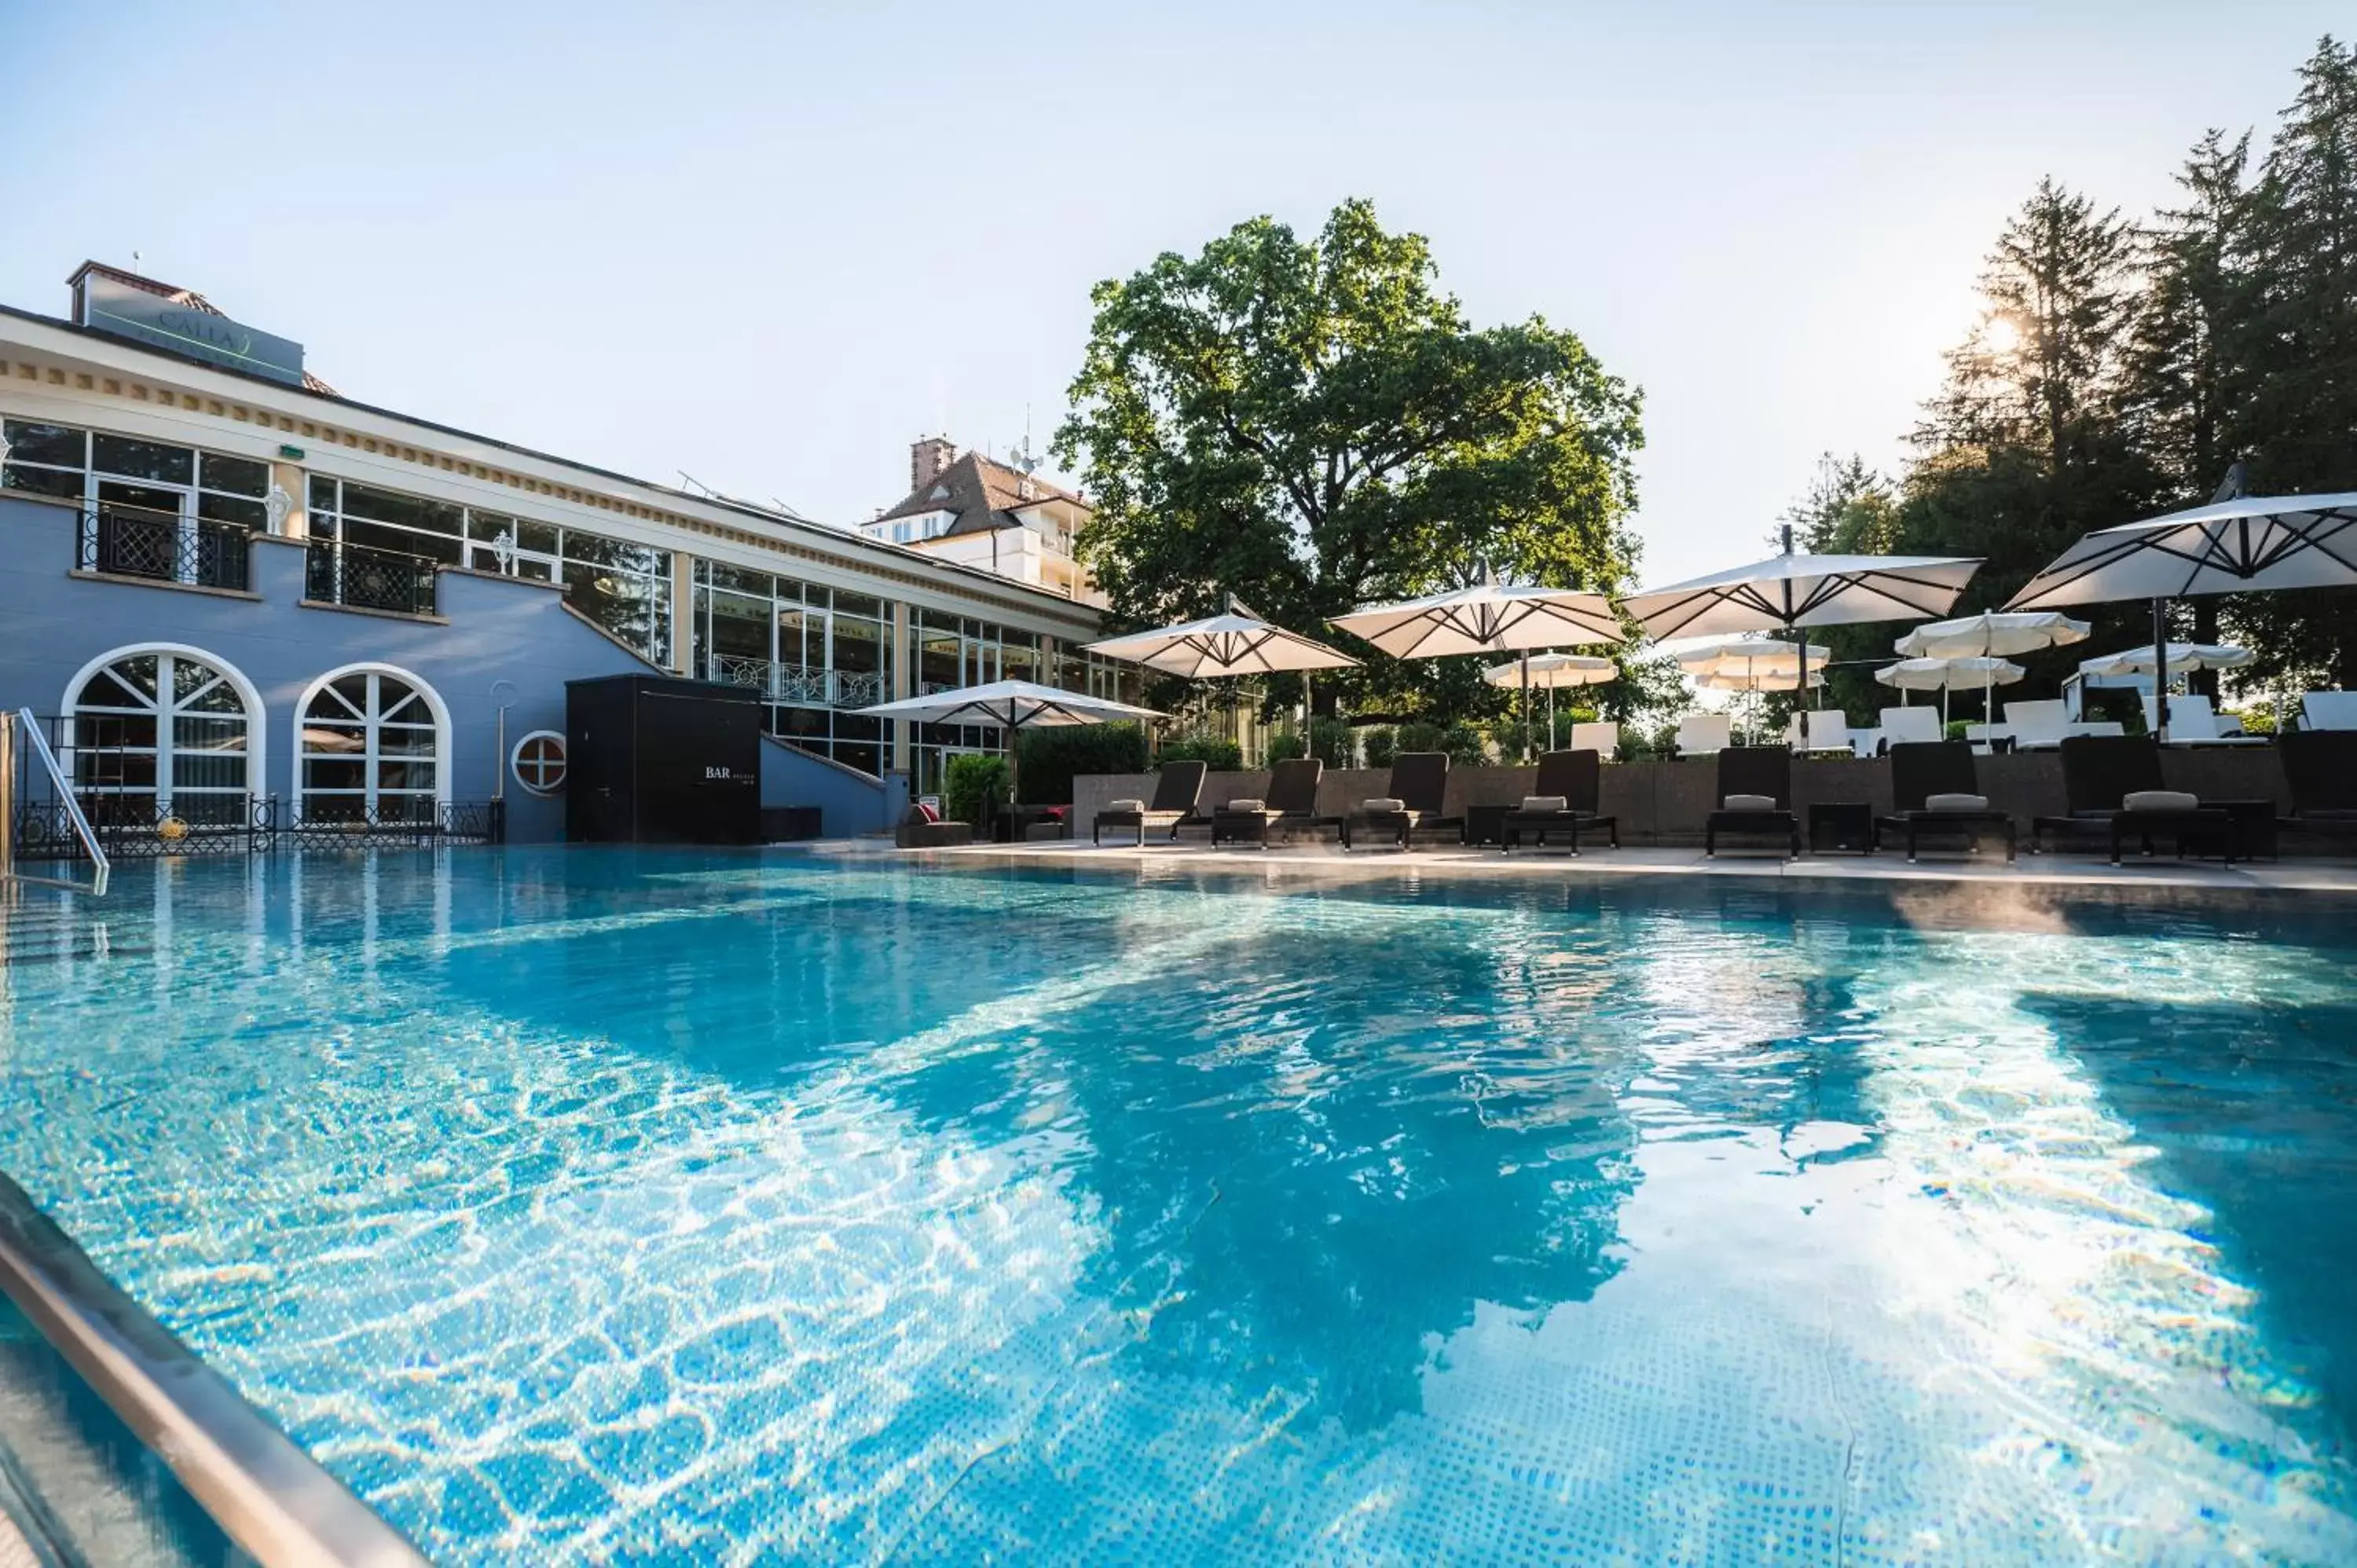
0;850;2352;1563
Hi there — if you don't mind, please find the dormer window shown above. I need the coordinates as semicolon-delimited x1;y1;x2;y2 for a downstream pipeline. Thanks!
929;484;949;501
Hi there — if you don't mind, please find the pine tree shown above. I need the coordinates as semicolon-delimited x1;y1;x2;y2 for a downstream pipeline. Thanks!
1904;178;2156;660
2123;129;2253;672
1917;178;2139;474
2223;37;2357;687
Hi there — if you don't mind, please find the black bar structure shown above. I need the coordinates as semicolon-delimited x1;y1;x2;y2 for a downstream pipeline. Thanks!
566;674;761;844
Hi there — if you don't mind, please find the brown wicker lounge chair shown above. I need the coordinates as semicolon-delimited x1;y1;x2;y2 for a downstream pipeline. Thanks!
2276;730;2357;847
1873;741;2014;863
1092;760;1208;846
1704;747;1800;858
1501;749;1618;855
895;805;973;848
1341;753;1463;851
2031;735;2231;865
1210;758;1337;848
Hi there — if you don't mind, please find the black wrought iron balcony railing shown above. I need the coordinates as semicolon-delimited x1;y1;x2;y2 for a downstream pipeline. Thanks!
305;537;439;617
75;502;253;592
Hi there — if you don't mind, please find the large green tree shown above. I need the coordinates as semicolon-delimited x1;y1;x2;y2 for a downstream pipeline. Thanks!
2220;36;2357;687
1897;178;2159;700
2122;129;2253;673
1054;199;1644;717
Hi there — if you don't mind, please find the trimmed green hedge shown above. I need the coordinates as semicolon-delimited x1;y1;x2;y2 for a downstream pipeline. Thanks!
1157;736;1244;771
1016;722;1148;804
944;753;1011;826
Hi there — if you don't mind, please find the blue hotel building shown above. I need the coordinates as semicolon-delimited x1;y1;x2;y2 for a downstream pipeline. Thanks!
0;263;1120;846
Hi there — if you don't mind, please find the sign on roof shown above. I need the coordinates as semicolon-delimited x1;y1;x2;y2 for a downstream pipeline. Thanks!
79;273;306;387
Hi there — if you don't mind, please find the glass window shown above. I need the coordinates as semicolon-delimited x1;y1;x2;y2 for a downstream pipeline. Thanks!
299;669;441;823
198;452;269;497
339;482;463;538
66;647;255;826
2;463;82;500
91;434;195;486
512;731;566;795
563;559;671;665
4;419;86;468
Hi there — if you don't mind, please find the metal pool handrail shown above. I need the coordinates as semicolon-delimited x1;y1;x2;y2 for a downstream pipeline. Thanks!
5;708;109;897
0;1174;428;1567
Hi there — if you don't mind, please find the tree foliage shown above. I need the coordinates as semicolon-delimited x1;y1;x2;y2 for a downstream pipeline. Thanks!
1789;36;2357;716
1054;198;1644;718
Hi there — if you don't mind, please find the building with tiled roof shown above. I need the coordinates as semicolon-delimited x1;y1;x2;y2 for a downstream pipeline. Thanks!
862;436;1102;605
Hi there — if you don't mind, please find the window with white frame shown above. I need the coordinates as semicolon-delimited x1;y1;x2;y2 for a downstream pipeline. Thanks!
298;667;443;823
511;731;567;795
64;647;257;826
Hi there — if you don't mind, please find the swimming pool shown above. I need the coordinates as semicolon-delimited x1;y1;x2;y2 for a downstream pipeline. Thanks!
2;849;2354;1564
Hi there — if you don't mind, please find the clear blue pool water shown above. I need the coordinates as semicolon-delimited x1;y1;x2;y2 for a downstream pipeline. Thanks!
2;848;2355;1565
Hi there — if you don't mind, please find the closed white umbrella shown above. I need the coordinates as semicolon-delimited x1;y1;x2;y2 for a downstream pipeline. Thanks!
1623;529;1982;697
1875;654;2026;727
1335;566;1622;759
1482;653;1616;749
858;680;1166;807
1895;610;2091;661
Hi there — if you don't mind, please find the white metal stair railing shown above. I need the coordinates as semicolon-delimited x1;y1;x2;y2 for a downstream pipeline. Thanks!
1;709;109;898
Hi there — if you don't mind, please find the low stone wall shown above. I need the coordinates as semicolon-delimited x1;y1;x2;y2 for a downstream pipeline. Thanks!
1072;749;2297;847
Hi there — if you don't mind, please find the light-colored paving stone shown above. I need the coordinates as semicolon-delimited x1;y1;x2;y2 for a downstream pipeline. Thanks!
867;836;2357;896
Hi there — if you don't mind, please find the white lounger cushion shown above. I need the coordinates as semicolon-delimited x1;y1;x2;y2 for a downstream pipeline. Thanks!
1223;798;1265;813
1520;795;1568;813
1360;797;1405;813
2123;789;2199;811
1722;793;1778;811
1924;793;1989;811
1105;798;1146;814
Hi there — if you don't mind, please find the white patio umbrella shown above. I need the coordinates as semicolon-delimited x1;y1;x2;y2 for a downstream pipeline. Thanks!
1334;566;1622;758
1670;636;1831;673
1482;653;1615;748
1691;659;1823;744
1622;529;1983;696
1894;610;2091;661
2077;643;2254;680
1087;599;1361;750
2007;489;2357;609
1875;654;2026;727
2005;471;2357;735
1086;603;1360;679
858;680;1166;808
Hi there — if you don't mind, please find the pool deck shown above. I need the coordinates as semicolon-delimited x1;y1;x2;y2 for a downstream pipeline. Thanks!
834;836;2357;896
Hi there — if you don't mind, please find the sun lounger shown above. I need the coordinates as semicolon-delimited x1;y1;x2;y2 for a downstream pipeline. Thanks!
1092;760;1208;845
1872;741;2014;863
2277;730;2357;844
2032;735;2233;865
1705;747;1800;858
1790;710;1852;755
2140;694;2264;746
2300;691;2357;731
1674;713;1732;757
1210;758;1337;848
1568;720;1619;758
1880;707;1943;748
1501;749;1618;855
1341;752;1463;851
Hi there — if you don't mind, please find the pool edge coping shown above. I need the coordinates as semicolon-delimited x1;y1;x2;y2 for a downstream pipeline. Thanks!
0;1173;429;1568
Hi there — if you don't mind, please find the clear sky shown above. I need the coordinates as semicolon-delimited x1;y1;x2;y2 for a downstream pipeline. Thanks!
3;2;2343;585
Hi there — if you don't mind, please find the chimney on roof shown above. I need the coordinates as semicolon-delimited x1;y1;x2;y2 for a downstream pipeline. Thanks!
911;435;957;491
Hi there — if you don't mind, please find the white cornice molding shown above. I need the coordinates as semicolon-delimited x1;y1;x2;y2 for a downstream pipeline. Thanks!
0;313;1099;639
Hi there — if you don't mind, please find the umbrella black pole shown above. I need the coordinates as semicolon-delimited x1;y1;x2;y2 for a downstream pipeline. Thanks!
2150;596;2170;741
1521;653;1531;763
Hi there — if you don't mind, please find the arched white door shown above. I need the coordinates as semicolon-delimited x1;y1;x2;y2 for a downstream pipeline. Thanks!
296;665;449;824
63;645;262;826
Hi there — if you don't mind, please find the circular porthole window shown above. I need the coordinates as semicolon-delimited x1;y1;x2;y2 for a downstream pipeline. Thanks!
511;730;567;796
